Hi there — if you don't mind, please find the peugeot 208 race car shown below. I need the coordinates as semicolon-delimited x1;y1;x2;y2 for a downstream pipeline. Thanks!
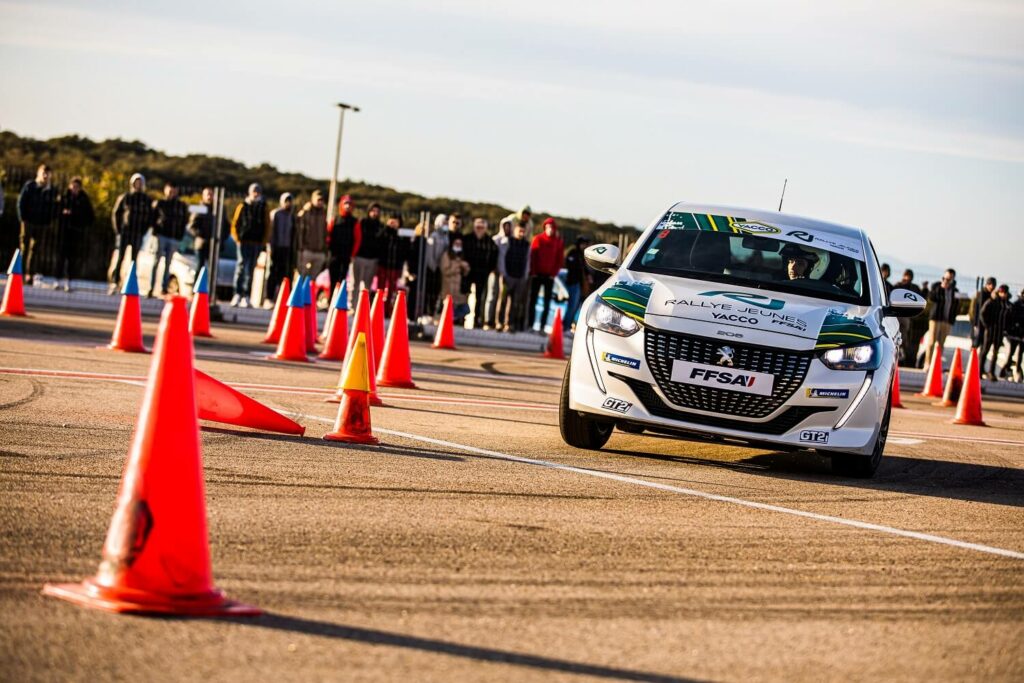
560;203;925;477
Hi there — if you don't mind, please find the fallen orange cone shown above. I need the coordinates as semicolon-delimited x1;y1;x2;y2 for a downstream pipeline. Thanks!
1;249;27;317
270;275;309;362
916;342;944;398
543;308;565;360
936;348;964;407
189;266;213;338
107;261;147;353
432;294;456;349
318;281;349;361
952;347;986;426
262;275;291;344
323;332;379;445
194;369;305;435
42;297;260;616
377;290;416;389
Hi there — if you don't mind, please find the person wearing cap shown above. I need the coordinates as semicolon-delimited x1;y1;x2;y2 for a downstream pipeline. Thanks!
980;284;1011;380
268;192;295;302
353;202;382;294
462;217;498;329
229;182;271;307
147;181;188;297
563;234;592;332
969;276;997;348
529;217;565;332
108;172;152;294
327;194;361;292
296;190;328;280
17;163;58;285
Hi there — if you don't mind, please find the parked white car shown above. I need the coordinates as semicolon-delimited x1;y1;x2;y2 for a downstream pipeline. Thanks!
560;202;924;477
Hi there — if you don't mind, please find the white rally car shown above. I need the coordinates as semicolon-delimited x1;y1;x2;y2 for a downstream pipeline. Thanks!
560;202;924;477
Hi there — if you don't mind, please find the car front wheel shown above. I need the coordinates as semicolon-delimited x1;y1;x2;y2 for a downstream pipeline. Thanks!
559;364;613;450
830;394;890;478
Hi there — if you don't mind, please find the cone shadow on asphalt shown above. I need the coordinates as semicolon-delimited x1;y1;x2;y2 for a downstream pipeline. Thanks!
602;447;1024;508
231;613;702;683
384;404;556;429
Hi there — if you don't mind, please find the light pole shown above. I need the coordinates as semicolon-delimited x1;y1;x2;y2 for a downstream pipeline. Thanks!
326;102;360;224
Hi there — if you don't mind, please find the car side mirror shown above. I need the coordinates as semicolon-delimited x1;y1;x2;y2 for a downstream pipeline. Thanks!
584;244;621;275
884;288;926;318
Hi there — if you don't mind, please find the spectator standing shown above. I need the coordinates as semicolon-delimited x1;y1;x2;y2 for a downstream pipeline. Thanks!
327;194;360;292
503;205;534;238
979;284;1010;380
462;217;498;329
353;202;382;293
376;214;408;309
268;193;295;301
406;221;427;320
497;222;531;332
186;187;225;276
424;213;453;315
439;235;470;325
924;269;959;371
56;176;94;292
894;269;921;364
296;190;329;279
230;183;271;307
485;217;513;328
528;217;564;331
1002;289;1024;382
880;263;893;298
109;173;152;294
969;277;996;348
17;164;57;284
149;182;188;297
563;235;591;331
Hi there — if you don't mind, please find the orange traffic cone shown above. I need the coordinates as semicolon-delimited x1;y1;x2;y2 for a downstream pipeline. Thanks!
433;295;456;349
321;283;342;342
42;297;260;616
189;266;212;338
304;277;318;353
323;332;379;445
107;261;147;353
1;249;27;317
543;308;565;360
318;281;349;361
916;342;944;398
270;275;309;362
377;291;417;389
262;275;291;344
952;348;986;426
194;369;305;435
328;289;382;406
370;288;387;367
936;348;964;407
891;367;905;409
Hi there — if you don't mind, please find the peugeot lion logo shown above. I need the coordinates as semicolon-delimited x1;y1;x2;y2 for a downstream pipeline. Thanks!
716;346;735;367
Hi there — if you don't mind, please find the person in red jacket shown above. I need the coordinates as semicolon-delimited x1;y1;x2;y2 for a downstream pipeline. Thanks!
529;217;564;331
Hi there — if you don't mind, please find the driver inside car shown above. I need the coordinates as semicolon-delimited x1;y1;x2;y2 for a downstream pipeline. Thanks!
780;245;819;280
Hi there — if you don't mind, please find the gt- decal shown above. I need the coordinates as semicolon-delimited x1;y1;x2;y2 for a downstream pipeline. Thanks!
601;352;641;370
799;430;830;444
601;397;632;413
670;360;775;396
806;388;850;399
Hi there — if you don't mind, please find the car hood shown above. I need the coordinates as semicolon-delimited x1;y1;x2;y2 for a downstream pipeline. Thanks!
597;274;876;352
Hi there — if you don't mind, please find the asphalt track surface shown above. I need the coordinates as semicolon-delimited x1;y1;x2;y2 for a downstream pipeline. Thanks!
2;309;1023;682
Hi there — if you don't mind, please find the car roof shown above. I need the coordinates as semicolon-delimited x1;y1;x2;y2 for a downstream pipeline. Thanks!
666;202;866;242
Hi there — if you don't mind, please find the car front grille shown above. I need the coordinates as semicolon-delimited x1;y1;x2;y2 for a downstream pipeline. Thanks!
609;373;833;436
644;328;813;419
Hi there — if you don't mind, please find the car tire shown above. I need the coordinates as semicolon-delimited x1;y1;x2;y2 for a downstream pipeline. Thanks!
559;364;613;450
830;393;890;479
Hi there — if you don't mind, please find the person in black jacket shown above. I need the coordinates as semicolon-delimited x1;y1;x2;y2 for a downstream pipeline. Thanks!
980;284;1010;380
109;173;152;294
328;195;359;292
353;202;382;294
149;181;188;297
461;217;498;329
17;164;57;284
56;177;95;291
924;268;959;370
375;214;409;310
969;277;996;348
563;235;591;331
230;183;271;307
186;187;227;275
1002;289;1024;381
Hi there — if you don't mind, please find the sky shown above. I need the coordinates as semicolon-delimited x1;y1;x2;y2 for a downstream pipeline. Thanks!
0;0;1021;286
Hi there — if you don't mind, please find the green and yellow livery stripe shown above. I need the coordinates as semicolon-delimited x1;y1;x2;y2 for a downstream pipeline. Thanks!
662;212;744;233
815;312;874;350
598;280;654;322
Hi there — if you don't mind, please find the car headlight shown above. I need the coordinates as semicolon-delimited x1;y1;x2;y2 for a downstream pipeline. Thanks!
587;299;641;337
818;338;881;371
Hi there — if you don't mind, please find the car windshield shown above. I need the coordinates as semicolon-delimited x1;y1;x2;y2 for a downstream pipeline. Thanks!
630;225;871;305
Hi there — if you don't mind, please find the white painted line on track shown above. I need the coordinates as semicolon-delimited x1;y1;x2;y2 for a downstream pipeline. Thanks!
891;430;1024;447
290;410;1024;561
